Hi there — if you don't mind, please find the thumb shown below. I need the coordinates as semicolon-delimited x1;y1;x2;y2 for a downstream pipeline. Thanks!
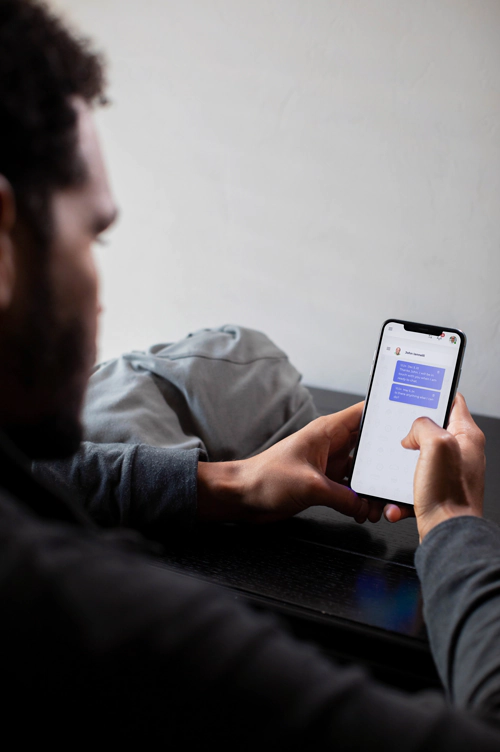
401;416;442;451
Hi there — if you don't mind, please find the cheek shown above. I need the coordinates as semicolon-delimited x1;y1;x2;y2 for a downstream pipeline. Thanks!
81;247;99;318
51;240;99;345
78;247;100;360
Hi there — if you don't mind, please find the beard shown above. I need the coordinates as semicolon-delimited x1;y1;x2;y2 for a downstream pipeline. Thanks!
2;325;88;459
4;405;84;460
0;263;93;461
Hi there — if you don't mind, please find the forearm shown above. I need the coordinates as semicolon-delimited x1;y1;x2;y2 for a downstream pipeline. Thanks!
416;516;500;718
33;442;201;537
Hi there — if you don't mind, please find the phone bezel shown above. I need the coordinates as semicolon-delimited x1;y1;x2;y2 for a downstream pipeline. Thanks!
348;318;467;507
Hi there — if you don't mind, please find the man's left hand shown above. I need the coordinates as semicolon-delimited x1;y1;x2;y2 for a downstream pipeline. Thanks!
197;402;374;524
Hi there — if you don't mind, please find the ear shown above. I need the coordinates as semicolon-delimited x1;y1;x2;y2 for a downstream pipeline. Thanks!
0;175;16;310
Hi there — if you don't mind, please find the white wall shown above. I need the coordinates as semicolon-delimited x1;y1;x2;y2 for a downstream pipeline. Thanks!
52;0;500;417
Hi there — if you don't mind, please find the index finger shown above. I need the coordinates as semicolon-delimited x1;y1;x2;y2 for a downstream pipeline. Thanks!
446;392;485;449
447;392;475;431
384;503;415;523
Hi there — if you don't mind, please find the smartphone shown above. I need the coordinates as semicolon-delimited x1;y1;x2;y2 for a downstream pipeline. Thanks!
349;319;466;507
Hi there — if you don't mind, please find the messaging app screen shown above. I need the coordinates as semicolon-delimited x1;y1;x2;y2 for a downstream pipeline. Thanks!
351;322;462;505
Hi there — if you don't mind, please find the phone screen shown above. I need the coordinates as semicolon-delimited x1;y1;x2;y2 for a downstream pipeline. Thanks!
350;320;465;506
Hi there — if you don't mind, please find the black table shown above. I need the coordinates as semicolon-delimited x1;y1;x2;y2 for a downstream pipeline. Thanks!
158;387;500;692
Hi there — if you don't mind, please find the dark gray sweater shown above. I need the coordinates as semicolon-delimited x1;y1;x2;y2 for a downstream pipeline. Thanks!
22;439;500;748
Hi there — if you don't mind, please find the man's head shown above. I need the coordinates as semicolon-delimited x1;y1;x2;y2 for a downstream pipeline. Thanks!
0;0;117;458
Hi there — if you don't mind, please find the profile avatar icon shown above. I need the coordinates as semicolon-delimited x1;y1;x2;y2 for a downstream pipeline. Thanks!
395;347;401;356
450;336;457;344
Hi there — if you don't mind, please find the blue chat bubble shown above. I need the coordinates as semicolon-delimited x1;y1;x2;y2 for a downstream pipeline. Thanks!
393;360;445;390
389;383;440;409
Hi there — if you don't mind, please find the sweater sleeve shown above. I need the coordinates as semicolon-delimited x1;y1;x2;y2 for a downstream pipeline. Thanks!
32;442;202;538
2;492;500;751
415;516;500;717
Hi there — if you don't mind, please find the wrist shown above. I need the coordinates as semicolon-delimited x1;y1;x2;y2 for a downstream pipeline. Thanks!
417;506;482;543
197;460;246;522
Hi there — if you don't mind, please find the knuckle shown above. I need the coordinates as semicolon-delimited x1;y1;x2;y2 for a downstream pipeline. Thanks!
474;428;486;449
309;415;328;434
429;431;457;454
303;466;323;491
413;416;431;429
315;414;345;442
316;415;330;431
309;474;329;501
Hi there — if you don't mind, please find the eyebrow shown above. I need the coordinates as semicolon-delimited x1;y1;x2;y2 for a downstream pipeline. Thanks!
93;206;119;236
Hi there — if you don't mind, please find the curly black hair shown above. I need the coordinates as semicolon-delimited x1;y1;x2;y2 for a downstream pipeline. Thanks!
0;0;106;228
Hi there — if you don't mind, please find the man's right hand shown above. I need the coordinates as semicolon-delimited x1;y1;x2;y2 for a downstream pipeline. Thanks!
384;393;486;541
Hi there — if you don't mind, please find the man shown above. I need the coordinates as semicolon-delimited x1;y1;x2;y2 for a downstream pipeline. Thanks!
0;1;499;747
